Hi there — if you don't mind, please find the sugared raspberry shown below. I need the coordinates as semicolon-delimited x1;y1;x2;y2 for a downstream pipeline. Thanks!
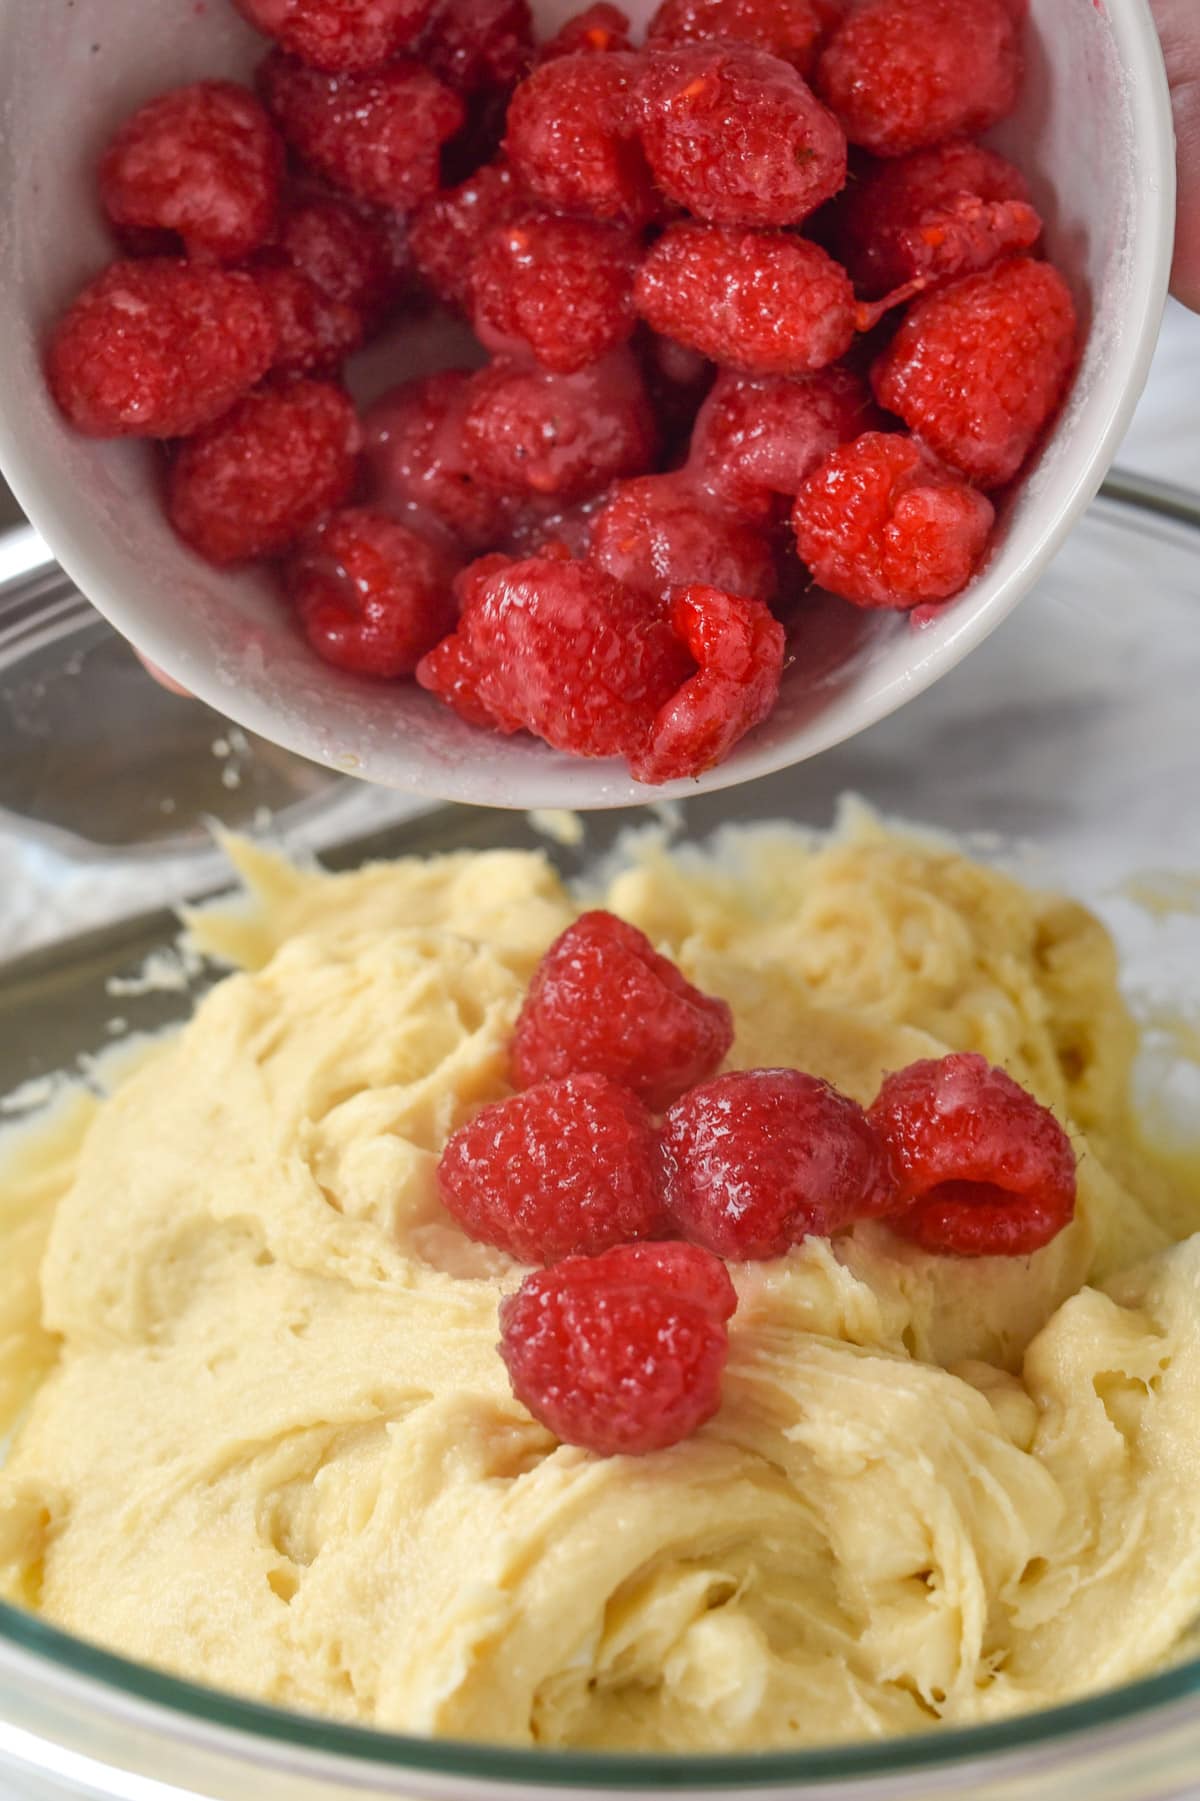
662;1068;896;1259
254;260;363;373
417;624;523;731
871;256;1077;489
867;1053;1077;1257
233;0;434;71
438;1073;665;1262
504;53;659;226
470;212;640;373
99;81;284;265
588;474;777;605
47;260;276;439
361;371;517;552
462;350;657;501
815;0;1021;158
638;46;846;228
635;224;856;376
688;366;876;522
258;51;463;209
792;431;994;609
166;378;359;565
629;584;784;784
511;909;733;1109
278;191;398;326
646;0;828;74
286;506;456;676
421;0;535;92
498;1240;737;1455
408;160;527;310
636;329;715;447
538;4;632;60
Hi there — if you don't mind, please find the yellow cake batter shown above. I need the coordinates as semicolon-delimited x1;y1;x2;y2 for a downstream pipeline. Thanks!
3;811;1200;1749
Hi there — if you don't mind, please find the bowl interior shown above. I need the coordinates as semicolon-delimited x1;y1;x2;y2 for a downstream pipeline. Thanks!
0;0;1173;807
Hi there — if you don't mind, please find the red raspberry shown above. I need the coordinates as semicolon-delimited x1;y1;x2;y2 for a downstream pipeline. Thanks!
99;81;283;265
287;506;456;676
409;161;527;311
636;329;715;447
166;379;359;565
815;0;1021;158
421;0;534;92
872;257;1078;490
462;350;657;502
588;474;777;605
438;1073;665;1262
46;260;276;439
278;192;398;325
499;1240;736;1455
662;1068;896;1259
867;1053;1077;1258
361;372;517;552
646;0;829;75
417;626;523;731
254;261;363;373
629;584;784;784
511;909;733;1109
470;212;640;374
504;53;659;226
233;0;434;70
258;51;463;209
792;431;994;610
635;224;856;376
538;4;632;60
638;46;846;228
688;366;876;523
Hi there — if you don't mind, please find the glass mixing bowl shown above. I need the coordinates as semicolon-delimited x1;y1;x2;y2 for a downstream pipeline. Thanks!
3;475;1200;1799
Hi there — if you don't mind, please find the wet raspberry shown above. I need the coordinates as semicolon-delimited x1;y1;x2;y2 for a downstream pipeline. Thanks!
636;224;856;376
636;329;715;446
287;506;456;676
417;625;524;731
512;909;733;1109
99;81;284;264
254;261;363;373
504;53;659;226
421;0;534;92
688;366;876;523
166;378;359;565
663;1068;896;1259
470;211;640;373
408;160;527;310
792;431;994;609
278;191;399;326
630;584;785;784
362;372;517;552
498;1240;737;1455
234;0;435;70
588;474;777;605
258;51;463;209
462;351;657;502
538;4;632;61
646;0;828;74
638;45;846;228
47;260;276;439
872;256;1077;489
816;0;1021;158
867;1053;1077;1257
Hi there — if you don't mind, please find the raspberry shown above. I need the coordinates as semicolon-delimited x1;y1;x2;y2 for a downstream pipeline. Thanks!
588;474;777;605
646;0;828;74
462;350;657;502
504;53;659;226
408;160;526;310
99;81;284;264
361;371;517;552
233;0;435;71
470;212;640;373
421;0;534;92
417;625;524;731
687;365;876;522
867;1053;1077;1258
871;257;1078;489
629;584;785;784
635;224;856;376
637;45;846;228
792;431;994;609
258;51;463;209
498;1240;737;1455
511;909;733;1109
254;261;363;373
286;507;456;676
166;379;359;565
636;329;715;446
662;1068;896;1259
278;192;398;325
815;0;1021;158
538;4;632;60
46;260;276;439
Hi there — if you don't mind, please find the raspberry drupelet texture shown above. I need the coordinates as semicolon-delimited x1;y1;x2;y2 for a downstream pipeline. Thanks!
815;0;1021;158
287;507;457;676
538;4;633;61
587;474;778;605
233;0;435;71
867;1052;1077;1257
872;256;1078;489
469;211;641;373
461;350;657;501
637;45;846;228
408;160;527;310
254;260;363;373
792;431;994;609
258;51;464;209
504;52;659;226
278;191;399;326
99;81;284;265
47;260;277;439
437;1072;666;1262
511;909;734;1108
635;224;857;376
166;378;360;565
629;584;785;783
688;365;876;522
662;1067;897;1259
646;0;830;75
420;0;535;92
362;371;518;551
498;1240;737;1455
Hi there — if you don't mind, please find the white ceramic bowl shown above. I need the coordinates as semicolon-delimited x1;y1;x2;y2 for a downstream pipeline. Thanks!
0;0;1177;809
